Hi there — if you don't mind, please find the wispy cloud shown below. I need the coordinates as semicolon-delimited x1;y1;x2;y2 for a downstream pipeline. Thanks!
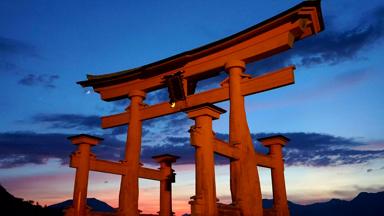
18;74;60;88
0;36;38;57
0;36;59;88
0;36;39;74
30;112;190;138
109;87;170;113
331;185;384;199
32;113;100;130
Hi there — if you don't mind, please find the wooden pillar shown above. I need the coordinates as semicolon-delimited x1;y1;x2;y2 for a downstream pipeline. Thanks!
67;134;103;216
225;60;263;216
185;104;226;216
258;135;290;216
119;90;146;216
226;60;243;205
153;154;180;216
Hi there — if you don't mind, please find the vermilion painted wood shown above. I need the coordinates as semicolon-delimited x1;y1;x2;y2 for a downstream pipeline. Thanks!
68;2;324;216
70;156;165;180
101;66;295;129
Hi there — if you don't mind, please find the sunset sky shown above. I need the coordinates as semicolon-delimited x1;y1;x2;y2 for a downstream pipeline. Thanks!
1;0;384;215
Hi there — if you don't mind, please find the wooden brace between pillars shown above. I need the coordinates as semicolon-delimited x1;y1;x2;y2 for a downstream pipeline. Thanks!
70;155;170;181
101;66;295;129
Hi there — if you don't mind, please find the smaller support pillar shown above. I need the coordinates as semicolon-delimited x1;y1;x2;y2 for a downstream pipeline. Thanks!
258;135;290;216
67;134;103;216
185;103;226;216
152;154;180;216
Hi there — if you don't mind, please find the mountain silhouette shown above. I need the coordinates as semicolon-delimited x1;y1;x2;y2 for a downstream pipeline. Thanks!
1;184;383;215
48;197;116;213
287;191;384;216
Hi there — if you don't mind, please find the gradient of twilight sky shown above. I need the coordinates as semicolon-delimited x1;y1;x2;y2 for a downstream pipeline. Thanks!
0;0;383;215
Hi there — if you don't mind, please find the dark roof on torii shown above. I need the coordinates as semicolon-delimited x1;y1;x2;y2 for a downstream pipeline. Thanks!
77;0;324;89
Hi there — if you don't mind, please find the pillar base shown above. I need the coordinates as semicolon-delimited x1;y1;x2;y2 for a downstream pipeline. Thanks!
189;197;204;216
116;209;140;216
64;206;91;216
157;211;176;216
217;203;241;216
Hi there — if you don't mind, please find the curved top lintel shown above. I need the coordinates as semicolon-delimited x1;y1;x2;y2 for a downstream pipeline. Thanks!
78;0;324;101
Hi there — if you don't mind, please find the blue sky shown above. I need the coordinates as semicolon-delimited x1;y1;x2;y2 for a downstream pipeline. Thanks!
0;0;383;215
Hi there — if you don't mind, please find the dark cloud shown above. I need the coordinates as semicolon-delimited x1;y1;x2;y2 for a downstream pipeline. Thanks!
194;73;227;93
110;125;128;135
145;87;169;105
35;110;384;167
18;74;60;88
143;132;384;167
110;99;129;113
166;136;190;145
142;112;193;143
285;148;384;167
141;142;195;164
7;111;384;168
0;132;73;168
141;141;234;165
294;6;384;66
248;6;384;73
104;110;191;137
0;131;124;168
0;132;68;168
32;113;100;130
3;111;192;168
258;132;384;167
1;130;383;169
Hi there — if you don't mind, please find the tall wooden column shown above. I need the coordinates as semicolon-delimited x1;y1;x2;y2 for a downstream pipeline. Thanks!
119;90;146;216
153;154;179;216
185;104;226;216
258;135;290;216
67;134;103;216
225;60;263;215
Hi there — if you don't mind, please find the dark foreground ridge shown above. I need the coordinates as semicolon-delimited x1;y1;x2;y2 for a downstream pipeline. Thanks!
0;184;62;216
1;184;383;215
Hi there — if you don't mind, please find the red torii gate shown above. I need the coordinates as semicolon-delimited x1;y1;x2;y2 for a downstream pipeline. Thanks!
66;1;324;216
